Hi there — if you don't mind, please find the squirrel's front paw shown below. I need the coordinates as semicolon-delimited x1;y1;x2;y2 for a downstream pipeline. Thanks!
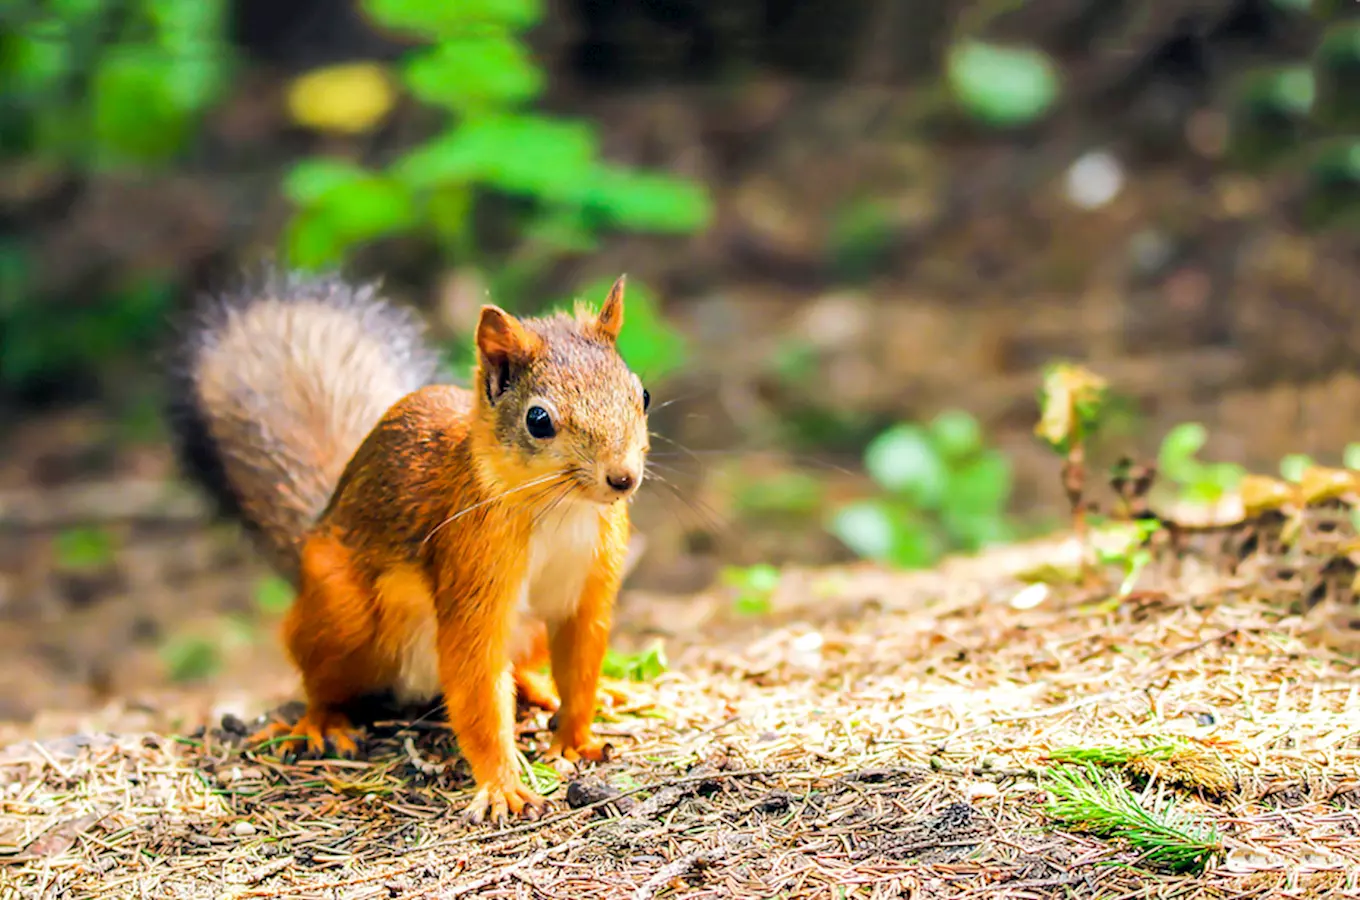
463;779;549;827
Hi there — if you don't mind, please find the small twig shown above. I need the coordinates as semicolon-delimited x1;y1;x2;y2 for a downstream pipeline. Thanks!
439;837;585;898
631;846;729;900
417;767;794;853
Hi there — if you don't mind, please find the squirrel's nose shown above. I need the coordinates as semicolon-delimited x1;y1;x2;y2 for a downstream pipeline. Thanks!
605;469;636;493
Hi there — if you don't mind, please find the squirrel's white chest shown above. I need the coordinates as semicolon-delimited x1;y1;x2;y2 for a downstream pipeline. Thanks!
518;503;604;623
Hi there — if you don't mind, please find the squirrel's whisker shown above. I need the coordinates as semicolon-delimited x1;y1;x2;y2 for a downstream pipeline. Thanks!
422;471;567;545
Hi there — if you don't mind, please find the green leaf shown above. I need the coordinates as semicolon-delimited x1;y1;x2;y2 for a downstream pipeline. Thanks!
161;635;221;683
864;424;947;507
6;30;73;95
363;0;543;36
732;471;825;517
942;509;1012;552
721;564;780;615
320;175;419;241
884;511;944;569
392;115;597;198
1344;443;1360;471
254;576;295;615
1157;423;1208;479
829;500;896;562
283;158;371;205
613;288;686;380
91;48;189;165
1279;453;1313;483
523;760;561;795
928;410;983;461
944;449;1012;517
571;165;713;234
54;527;114;572
946;41;1060;128
284;208;348;271
602;642;667;681
145;0;229;110
403;34;543;113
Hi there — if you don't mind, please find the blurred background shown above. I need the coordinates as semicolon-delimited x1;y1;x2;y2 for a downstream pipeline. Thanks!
0;0;1357;727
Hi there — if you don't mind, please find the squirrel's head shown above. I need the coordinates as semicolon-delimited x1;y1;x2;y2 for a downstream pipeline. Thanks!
473;276;650;507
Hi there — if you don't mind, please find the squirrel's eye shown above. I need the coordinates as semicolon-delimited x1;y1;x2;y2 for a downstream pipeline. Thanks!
525;405;555;439
642;389;650;412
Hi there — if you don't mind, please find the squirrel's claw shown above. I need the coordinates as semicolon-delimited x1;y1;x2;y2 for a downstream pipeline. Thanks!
247;709;363;760
463;781;549;827
543;733;614;766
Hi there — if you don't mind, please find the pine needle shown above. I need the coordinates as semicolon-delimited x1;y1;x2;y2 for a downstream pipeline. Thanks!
1044;763;1223;874
1047;738;1235;796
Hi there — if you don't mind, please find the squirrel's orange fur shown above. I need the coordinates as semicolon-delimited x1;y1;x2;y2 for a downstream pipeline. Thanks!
167;269;648;823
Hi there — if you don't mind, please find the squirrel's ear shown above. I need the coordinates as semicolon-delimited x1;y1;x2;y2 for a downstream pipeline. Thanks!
476;305;536;400
593;275;626;341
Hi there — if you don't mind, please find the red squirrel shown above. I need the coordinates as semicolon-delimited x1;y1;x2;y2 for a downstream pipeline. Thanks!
167;268;649;823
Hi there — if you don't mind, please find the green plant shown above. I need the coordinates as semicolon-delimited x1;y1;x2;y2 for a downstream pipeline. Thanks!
1226;8;1359;231
829;410;1014;569
254;576;295;616
0;257;177;393
281;0;712;295
160;634;222;683
53;526;115;572
2;0;232;169
1035;362;1110;539
720;563;781;616
602;641;667;682
1044;763;1222;874
946;40;1061;128
1089;517;1161;600
1156;423;1245;505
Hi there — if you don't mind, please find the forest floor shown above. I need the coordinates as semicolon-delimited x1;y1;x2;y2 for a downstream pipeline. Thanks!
3;514;1359;899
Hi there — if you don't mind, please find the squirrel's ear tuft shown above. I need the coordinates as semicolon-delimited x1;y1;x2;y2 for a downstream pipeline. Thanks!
476;305;536;400
593;275;626;341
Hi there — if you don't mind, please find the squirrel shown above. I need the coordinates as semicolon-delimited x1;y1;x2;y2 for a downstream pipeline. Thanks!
166;267;650;824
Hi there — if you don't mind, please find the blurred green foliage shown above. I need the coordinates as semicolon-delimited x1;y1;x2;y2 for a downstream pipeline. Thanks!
1;0;223;393
1;0;231;167
1156;423;1245;505
253;575;295;616
284;0;712;291
720;563;781;615
829;410;1015;569
1227;7;1360;229
601;642;668;682
947;40;1060;128
53;526;115;572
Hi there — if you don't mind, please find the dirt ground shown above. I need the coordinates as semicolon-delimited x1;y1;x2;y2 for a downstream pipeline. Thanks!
3;506;1359;898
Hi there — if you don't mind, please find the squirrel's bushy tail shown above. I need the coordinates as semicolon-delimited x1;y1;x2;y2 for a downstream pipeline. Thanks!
165;267;444;581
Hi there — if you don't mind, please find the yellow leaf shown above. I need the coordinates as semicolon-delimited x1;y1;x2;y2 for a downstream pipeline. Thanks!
1238;473;1298;517
1298;466;1360;506
1035;363;1108;447
286;63;396;135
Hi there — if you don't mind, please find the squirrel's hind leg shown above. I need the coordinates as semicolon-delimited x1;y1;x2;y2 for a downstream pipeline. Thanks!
248;534;384;759
510;618;560;712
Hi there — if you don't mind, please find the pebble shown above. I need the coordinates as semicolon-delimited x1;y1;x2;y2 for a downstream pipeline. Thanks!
1064;150;1124;210
233;821;257;837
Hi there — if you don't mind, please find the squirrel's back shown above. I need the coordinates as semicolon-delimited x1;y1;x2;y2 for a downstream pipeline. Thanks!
165;267;444;580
